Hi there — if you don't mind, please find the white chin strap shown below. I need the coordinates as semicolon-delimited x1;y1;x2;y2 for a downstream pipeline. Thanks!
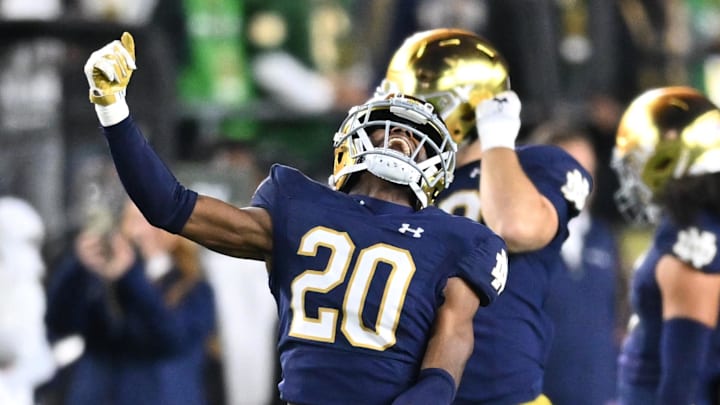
365;152;430;208
365;152;421;185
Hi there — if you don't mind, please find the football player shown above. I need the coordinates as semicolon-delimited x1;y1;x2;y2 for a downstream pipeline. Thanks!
613;86;720;405
381;28;593;404
83;32;509;405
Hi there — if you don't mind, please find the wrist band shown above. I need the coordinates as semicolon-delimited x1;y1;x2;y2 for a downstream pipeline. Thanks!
95;99;130;127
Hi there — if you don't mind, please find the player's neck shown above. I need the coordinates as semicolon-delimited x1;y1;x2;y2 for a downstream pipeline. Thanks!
348;173;414;207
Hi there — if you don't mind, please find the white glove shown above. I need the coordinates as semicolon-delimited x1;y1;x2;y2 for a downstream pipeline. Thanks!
83;32;136;126
475;90;522;151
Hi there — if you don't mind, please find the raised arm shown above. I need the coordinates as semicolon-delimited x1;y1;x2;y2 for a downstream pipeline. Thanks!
475;91;558;252
85;32;272;261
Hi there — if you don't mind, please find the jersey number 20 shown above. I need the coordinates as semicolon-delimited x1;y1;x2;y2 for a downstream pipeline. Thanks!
289;226;416;351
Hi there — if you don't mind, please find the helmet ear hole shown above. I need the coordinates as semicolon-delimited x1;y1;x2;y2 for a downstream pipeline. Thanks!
460;110;475;121
652;157;673;173
452;128;463;139
642;146;680;194
416;69;436;84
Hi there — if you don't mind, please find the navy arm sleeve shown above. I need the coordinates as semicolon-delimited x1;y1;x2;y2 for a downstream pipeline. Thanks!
658;318;712;405
103;117;197;234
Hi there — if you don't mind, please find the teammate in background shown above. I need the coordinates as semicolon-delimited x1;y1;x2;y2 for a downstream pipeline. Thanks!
613;86;720;405
83;32;508;405
530;122;624;405
382;28;593;404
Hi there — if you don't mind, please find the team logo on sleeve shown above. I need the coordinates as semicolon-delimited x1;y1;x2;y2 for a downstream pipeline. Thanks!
491;249;508;294
561;169;590;211
673;227;717;268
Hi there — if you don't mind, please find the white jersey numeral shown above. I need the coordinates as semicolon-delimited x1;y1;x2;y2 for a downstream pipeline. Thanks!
437;190;482;222
289;226;415;351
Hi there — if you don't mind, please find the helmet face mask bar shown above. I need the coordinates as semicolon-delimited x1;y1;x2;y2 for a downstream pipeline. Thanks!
613;86;720;225
329;93;457;208
611;148;661;225
381;28;510;145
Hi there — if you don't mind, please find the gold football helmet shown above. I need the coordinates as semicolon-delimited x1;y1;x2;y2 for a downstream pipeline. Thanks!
329;93;456;208
613;86;720;224
382;28;510;144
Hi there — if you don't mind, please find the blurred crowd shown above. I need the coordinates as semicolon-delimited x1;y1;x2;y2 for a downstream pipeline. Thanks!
2;0;720;404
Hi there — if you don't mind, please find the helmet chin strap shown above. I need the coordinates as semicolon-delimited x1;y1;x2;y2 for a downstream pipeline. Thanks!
365;153;428;207
409;183;428;208
365;152;421;184
329;157;428;208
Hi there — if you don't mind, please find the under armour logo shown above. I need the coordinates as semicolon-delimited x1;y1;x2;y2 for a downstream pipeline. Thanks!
398;223;424;238
493;96;509;112
470;167;480;179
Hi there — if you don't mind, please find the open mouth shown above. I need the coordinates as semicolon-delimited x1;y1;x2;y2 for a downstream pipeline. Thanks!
388;136;414;157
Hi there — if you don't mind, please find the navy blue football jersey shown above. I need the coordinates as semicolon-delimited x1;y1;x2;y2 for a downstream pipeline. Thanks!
250;164;507;405
619;211;720;403
435;145;593;405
